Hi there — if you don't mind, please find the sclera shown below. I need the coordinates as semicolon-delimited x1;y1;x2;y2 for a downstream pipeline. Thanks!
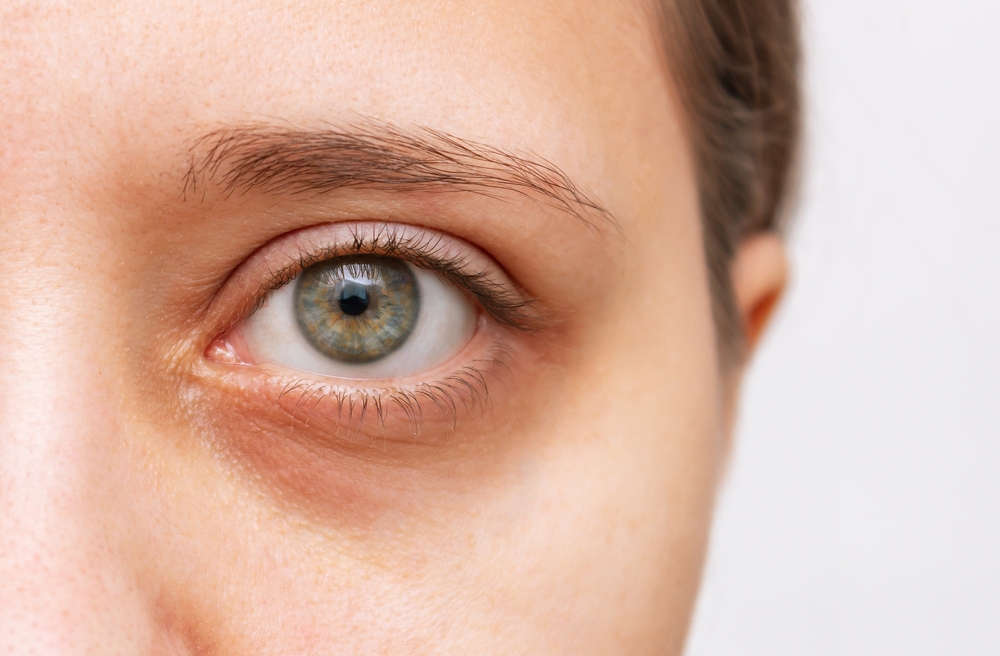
241;261;478;381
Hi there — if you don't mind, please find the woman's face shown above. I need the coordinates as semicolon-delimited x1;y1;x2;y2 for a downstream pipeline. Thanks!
0;1;770;653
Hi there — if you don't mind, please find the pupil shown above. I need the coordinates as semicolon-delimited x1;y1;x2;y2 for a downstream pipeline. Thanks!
338;282;370;316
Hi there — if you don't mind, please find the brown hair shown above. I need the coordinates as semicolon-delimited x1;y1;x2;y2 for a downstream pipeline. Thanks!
656;0;801;365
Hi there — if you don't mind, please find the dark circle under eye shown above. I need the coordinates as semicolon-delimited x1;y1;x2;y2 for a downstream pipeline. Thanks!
295;256;421;363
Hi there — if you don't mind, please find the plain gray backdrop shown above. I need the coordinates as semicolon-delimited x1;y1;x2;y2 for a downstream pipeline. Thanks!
685;0;1000;653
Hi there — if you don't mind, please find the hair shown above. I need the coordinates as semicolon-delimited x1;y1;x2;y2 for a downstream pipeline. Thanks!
655;0;801;366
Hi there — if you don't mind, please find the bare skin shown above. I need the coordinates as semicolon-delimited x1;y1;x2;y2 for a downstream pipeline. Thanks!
0;1;786;654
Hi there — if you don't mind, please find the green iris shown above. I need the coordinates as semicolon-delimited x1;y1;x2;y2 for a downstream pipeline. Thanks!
295;256;421;363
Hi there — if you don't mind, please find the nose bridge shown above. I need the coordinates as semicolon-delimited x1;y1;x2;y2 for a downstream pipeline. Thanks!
0;222;157;653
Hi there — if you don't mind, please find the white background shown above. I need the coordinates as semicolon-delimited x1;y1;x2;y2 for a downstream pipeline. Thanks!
685;0;1000;654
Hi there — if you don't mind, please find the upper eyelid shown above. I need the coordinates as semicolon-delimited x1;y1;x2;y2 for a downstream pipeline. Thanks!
205;222;542;344
270;232;538;330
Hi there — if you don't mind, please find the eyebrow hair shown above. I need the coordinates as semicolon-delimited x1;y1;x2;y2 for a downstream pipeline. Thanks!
181;120;618;232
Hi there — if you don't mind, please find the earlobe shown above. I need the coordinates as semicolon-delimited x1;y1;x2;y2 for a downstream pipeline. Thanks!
731;232;788;354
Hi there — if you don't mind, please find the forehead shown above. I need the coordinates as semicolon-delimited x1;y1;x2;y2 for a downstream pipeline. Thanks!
1;0;673;206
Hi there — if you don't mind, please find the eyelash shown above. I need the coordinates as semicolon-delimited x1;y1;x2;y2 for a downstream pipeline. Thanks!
207;223;533;440
250;340;514;441
247;223;539;332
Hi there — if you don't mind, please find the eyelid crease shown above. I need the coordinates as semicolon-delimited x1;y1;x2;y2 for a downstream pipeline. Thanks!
239;222;545;338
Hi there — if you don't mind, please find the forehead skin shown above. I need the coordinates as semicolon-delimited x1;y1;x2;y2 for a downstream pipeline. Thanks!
2;1;680;206
0;1;722;654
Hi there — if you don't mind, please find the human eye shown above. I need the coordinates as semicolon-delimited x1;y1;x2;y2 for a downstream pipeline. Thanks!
200;221;537;439
237;250;478;380
291;257;427;369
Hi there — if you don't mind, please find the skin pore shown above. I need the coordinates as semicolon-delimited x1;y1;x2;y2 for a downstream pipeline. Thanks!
0;1;786;654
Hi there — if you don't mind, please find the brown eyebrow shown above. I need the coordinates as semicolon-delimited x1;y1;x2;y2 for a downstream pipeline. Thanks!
181;120;618;233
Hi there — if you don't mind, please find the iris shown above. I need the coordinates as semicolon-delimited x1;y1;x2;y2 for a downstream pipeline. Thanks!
295;256;421;363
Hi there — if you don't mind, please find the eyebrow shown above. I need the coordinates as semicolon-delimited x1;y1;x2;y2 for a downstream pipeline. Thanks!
181;120;618;232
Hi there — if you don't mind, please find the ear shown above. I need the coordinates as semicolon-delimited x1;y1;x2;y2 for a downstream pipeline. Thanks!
731;232;788;354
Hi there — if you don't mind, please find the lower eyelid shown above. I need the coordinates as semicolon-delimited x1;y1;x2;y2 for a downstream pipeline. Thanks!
199;329;518;447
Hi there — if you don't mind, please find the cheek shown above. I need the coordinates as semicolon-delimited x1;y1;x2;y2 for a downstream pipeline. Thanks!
495;159;725;644
509;286;721;647
121;268;721;655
